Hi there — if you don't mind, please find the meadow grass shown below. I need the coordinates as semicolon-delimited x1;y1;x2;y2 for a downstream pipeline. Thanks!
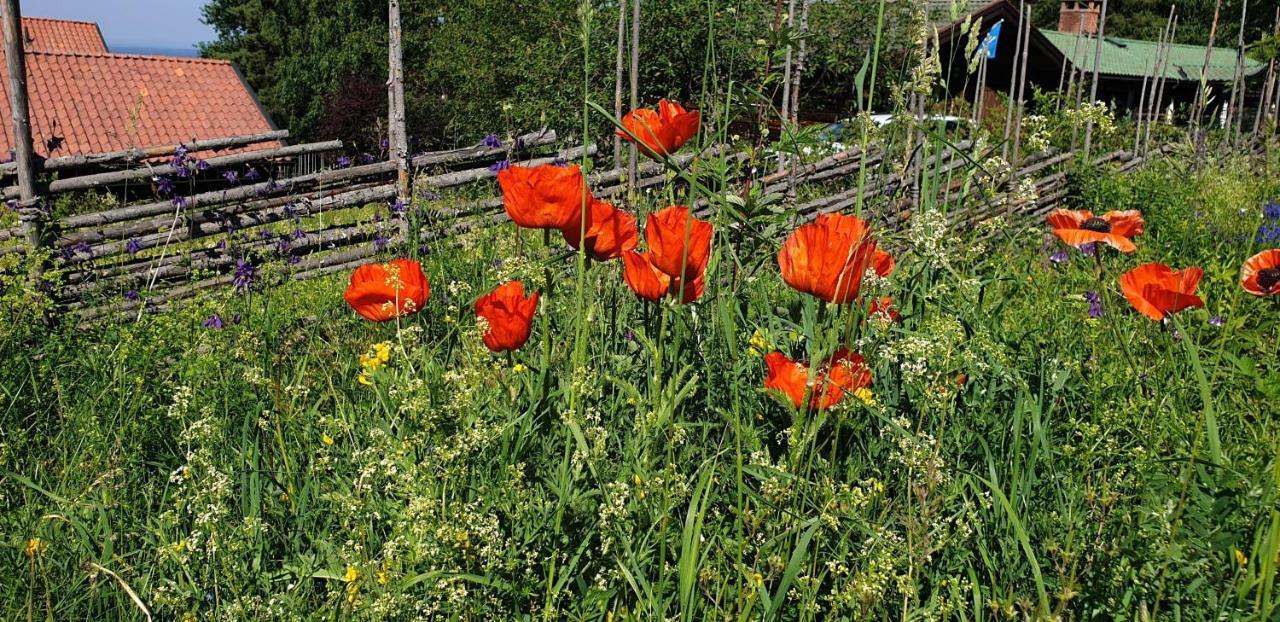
3;147;1280;620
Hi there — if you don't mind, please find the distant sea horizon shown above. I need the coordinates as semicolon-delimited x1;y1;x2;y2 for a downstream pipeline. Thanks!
111;45;202;58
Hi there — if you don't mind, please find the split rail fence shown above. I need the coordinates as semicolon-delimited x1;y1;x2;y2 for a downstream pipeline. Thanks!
0;127;1175;323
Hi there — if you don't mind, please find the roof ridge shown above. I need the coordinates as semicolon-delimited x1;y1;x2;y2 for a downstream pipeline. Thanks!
21;15;101;26
24;49;230;65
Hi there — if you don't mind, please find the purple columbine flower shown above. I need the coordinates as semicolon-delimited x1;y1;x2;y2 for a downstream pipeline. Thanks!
1079;242;1098;257
196;159;211;171
156;176;176;196
380;137;389;150
258;230;274;241
374;235;389;250
1049;250;1069;265
359;153;376;164
1084;291;1104;319
172;195;187;208
336;156;352;169
233;258;257;290
231;313;242;324
203;314;225;329
1209;316;1225;327
389;198;406;215
291;228;306;240
491;259;504;269
72;241;92;256
288;254;301;265
171;145;188;170
275;237;291;255
123;289;140;301
488;159;511;173
283;203;298;220
1263;199;1280;221
244;167;261;181
223;170;239;184
215;239;228;252
482;133;502;149
126;238;142;255
5;199;17;211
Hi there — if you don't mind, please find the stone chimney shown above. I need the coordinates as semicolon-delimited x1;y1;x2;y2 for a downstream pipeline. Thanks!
1058;0;1101;34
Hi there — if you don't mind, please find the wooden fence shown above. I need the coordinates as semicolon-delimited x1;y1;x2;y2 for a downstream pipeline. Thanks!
0;126;1172;324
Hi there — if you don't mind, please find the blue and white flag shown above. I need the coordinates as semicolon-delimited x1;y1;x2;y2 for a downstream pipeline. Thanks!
981;20;1003;59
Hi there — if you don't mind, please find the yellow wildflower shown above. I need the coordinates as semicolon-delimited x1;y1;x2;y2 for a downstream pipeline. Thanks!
322;433;335;446
377;566;390;586
24;537;47;558
342;566;360;582
853;387;876;406
1235;549;1248;566
512;363;528;373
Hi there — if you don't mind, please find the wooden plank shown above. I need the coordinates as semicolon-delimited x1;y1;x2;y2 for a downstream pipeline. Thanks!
0;130;290;175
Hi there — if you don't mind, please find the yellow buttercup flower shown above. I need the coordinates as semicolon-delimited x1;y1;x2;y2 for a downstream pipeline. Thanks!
322;433;335;446
24;537;47;558
343;566;360;582
512;363;528;373
853;387;876;406
1235;549;1248;566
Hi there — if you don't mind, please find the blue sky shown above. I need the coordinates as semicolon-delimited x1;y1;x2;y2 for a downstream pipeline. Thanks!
29;0;216;52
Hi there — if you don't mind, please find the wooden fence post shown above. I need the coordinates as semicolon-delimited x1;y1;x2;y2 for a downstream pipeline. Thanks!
2;0;42;271
1083;0;1109;161
388;0;410;241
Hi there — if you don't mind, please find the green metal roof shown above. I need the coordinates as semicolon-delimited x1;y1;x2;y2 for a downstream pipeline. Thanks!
1041;29;1265;82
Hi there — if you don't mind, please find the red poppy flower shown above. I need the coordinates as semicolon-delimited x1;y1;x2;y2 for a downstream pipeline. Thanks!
1119;262;1204;321
474;281;541;352
645;206;713;278
778;213;879;304
617;99;701;159
1241;249;1280;297
561;198;639;261
764;348;871;411
344;258;430;322
496;164;587;230
867;296;901;323
871;248;895;277
1047;209;1144;253
621;251;704;304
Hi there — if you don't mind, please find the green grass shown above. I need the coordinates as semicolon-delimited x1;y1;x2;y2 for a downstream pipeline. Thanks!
3;146;1280;620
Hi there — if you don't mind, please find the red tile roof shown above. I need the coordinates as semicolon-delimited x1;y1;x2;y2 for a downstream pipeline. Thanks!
21;17;108;54
1;50;278;159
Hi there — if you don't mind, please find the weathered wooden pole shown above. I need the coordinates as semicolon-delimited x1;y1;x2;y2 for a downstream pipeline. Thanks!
1192;0;1223;150
1083;0;1110;160
1227;0;1248;146
1011;9;1032;165
1;0;41;266
613;0;627;170
789;0;809;127
1143;6;1175;155
388;0;409;238
1057;28;1084;112
627;0;640;196
1253;9;1280;139
1134;69;1150;154
1149;17;1177;149
1002;0;1026;160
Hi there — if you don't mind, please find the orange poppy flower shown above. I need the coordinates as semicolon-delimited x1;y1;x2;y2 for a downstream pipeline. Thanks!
645;206;713;279
764;348;871;411
778;213;879;304
617;99;701;159
343;258;430;322
1119;262;1204;321
496;164;587;230
867;296;901;323
871;248;895;277
621;251;704;304
561;198;639;261
1240;249;1280;296
474;281;541;352
1046;209;1144;253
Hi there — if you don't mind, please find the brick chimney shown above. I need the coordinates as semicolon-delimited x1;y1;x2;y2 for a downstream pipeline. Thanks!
1058;0;1100;34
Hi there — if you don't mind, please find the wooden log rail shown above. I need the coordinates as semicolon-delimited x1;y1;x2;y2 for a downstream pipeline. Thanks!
0;130;290;176
67;142;1161;325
